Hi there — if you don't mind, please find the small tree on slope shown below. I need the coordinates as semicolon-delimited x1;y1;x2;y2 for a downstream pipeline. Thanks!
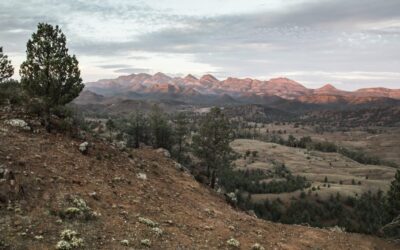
192;107;234;189
387;170;400;218
149;105;173;150
382;170;400;238
20;23;84;130
174;112;189;163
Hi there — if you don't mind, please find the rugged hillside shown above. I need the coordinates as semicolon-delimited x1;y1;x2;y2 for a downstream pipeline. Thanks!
356;88;400;99
84;73;400;104
313;84;351;96
0;108;398;249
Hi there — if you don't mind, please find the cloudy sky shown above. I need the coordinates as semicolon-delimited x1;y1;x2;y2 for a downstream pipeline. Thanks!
1;0;400;90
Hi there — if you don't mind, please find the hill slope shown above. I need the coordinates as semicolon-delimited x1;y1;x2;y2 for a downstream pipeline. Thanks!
0;109;398;249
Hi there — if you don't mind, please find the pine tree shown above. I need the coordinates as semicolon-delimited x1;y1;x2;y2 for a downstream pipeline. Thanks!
0;47;14;83
149;105;173;150
126;111;148;148
174;112;188;163
387;170;400;217
192;107;234;188
106;119;116;142
20;23;83;129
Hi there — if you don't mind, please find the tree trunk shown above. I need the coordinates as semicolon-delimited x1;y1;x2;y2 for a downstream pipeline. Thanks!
178;140;182;163
210;170;216;189
135;128;140;148
44;105;51;132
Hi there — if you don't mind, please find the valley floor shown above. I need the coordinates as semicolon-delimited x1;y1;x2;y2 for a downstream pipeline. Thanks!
232;139;396;204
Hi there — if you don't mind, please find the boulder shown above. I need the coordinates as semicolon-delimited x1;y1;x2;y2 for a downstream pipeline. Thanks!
115;141;126;151
137;173;147;180
5;119;30;131
174;162;190;173
120;239;129;246
247;210;258;218
79;142;89;154
141;239;151;247
251;243;265;250
224;192;238;207
156;148;170;158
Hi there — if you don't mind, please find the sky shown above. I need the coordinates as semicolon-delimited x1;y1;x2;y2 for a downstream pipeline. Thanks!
1;0;400;90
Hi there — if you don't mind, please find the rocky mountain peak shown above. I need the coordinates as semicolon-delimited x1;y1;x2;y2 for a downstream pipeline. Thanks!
200;74;219;83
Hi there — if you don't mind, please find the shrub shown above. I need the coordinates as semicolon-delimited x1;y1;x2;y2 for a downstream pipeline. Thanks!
56;229;84;250
0;80;25;105
58;197;97;221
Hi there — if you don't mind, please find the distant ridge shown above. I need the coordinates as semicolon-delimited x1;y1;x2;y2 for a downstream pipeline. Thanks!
83;72;400;105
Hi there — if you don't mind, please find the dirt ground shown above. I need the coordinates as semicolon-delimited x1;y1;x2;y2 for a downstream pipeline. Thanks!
0;109;399;249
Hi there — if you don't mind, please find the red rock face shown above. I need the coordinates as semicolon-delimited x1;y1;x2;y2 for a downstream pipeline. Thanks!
84;72;400;102
355;88;400;99
199;74;220;88
183;74;198;83
264;78;312;99
145;83;178;93
314;84;344;94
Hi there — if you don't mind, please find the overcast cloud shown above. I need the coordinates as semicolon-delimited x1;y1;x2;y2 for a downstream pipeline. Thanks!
1;0;399;90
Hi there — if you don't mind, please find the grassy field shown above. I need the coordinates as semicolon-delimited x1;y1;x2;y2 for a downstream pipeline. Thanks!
231;139;396;204
255;123;400;166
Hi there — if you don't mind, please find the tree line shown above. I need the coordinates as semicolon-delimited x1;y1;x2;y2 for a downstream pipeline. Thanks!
233;169;400;238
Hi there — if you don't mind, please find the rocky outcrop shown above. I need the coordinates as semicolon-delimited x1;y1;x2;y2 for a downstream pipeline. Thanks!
4;119;30;131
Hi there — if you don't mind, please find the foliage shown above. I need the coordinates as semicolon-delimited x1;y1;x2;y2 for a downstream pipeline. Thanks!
149;105;173;150
172;112;189;163
219;167;310;194
220;157;400;237
237;189;391;235
0;80;26;105
56;229;84;250
106;119;116;141
20;23;83;130
387;170;400;218
0;47;14;83
125;111;149;148
352;191;389;234
192;107;234;188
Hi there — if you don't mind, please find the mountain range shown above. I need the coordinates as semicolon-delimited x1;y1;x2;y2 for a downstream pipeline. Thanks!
80;73;400;109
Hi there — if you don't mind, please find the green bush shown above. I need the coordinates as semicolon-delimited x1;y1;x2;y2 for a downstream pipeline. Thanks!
0;80;26;105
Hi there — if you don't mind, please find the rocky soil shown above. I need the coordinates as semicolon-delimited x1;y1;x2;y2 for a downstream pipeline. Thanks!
0;107;398;249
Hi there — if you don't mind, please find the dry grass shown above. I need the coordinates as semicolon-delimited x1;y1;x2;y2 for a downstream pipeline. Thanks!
231;139;396;203
255;123;400;166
